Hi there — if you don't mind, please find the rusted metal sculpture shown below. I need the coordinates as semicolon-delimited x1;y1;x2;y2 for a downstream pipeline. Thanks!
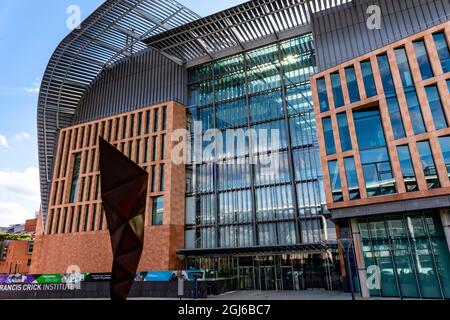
98;137;148;301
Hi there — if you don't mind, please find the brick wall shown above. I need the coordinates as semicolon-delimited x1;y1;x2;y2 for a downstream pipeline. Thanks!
30;101;186;274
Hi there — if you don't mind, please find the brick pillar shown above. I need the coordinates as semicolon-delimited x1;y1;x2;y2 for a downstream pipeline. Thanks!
350;218;369;298
440;209;450;254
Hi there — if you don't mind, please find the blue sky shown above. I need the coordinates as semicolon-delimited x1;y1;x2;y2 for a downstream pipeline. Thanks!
0;0;246;226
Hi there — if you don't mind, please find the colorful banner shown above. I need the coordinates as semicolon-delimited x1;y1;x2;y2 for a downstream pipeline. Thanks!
0;270;204;284
34;274;63;284
144;271;174;282
85;273;111;282
0;274;36;284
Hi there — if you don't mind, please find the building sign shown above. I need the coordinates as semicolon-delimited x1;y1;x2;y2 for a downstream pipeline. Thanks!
0;269;205;291
144;271;173;282
85;273;111;282
0;283;78;292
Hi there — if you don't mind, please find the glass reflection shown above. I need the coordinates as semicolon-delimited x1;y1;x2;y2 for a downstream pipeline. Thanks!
186;33;326;248
359;211;450;299
354;108;396;197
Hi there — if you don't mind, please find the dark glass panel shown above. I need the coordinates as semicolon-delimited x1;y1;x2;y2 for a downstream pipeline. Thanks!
425;85;448;130
413;40;433;80
397;145;418;192
354;108;396;197
344;157;360;200
317;78;329;112
386;96;406;140
322;117;336;155
417;140;440;189
345;66;360;103
337;113;352;152
377;54;395;94
361;60;377;97
353;108;386;149
328;160;343;202
394;48;414;88
404;88;426;135
433;32;450;73
331;72;345;108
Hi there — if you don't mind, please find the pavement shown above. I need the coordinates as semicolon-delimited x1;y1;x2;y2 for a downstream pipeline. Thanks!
129;289;359;300
206;289;353;300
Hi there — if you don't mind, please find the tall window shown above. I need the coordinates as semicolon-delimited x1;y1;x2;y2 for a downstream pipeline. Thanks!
417;140;440;189
151;165;157;192
160;164;165;192
330;72;344;108
152;196;164;225
317;78;329;112
360;60;377;98
337;113;352;151
344;157;360;200
386;96;406;139
345;66;360;103
438;136;450;180
377;54;395;95
433;32;450;73
397;145;418;192
425;85;448;130
162;106;167;130
130;114;135;137
161;134;166;160
137;113;142;136
146;110;151;134
328;160;343;202
152;136;157;161
122;117;127;140
394;47;414;88
413;40;434;80
69;153;82;203
354;107;396;197
404;88;426;135
322;117;336;155
153;109;159;132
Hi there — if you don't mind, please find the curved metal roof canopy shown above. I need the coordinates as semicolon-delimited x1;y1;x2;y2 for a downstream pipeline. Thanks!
37;0;200;219
144;0;353;66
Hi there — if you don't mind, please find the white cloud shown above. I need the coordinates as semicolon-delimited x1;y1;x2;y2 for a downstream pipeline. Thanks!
0;134;8;148
27;78;41;94
13;132;31;143
0;167;40;200
0;78;41;95
0;202;29;226
0;167;40;226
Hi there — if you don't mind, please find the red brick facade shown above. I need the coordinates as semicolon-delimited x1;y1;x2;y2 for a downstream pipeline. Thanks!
0;241;34;274
0;219;37;274
30;102;186;274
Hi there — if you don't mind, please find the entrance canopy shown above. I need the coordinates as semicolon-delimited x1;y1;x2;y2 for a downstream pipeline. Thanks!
177;243;337;256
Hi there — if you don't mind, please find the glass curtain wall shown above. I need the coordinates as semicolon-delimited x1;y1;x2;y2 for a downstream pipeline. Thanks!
186;34;328;249
358;211;450;299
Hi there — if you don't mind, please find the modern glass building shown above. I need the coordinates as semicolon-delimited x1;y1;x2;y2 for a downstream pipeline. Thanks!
182;34;340;290
312;20;450;299
35;0;450;296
